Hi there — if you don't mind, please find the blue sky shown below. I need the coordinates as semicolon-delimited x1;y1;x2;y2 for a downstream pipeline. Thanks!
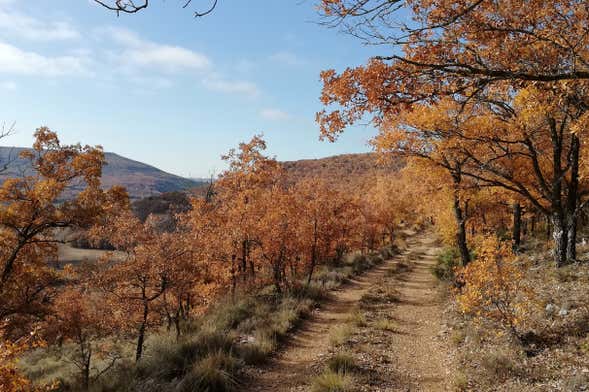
0;0;382;177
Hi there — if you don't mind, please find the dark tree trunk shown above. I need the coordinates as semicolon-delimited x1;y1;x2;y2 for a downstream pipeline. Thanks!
82;348;91;390
241;240;247;282
512;203;522;251
566;134;580;262
307;220;319;285
452;177;470;266
136;301;149;362
552;212;568;267
230;254;237;302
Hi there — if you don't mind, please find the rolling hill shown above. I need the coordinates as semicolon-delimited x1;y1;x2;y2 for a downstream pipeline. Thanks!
282;152;404;189
0;147;202;200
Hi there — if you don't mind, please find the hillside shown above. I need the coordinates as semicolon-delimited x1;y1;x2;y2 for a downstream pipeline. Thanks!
282;152;404;188
0;147;202;199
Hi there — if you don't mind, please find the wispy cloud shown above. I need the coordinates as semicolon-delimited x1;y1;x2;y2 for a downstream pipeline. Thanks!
102;27;211;72
269;51;306;66
0;5;79;41
0;40;91;76
0;80;16;90
260;108;291;121
203;75;260;98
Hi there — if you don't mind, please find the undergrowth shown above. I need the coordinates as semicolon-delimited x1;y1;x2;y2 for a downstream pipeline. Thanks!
22;245;399;391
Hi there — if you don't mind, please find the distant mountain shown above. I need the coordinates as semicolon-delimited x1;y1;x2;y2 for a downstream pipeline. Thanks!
282;152;404;189
0;147;202;200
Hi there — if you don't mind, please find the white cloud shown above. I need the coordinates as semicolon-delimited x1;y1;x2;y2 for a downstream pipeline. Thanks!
0;40;90;76
203;75;260;98
260;108;291;121
269;51;305;66
103;27;211;72
0;6;79;41
0;80;16;90
129;75;174;89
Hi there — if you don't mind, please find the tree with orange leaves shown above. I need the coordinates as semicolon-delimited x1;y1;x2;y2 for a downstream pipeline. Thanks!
92;211;194;362
318;0;589;136
47;287;119;390
0;127;126;338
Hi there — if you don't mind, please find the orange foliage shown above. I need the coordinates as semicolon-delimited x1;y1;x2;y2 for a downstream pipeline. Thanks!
456;236;535;337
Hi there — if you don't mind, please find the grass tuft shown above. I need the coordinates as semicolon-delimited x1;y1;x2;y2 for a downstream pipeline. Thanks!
311;370;353;392
175;351;239;392
327;352;357;374
329;324;354;347
374;318;396;332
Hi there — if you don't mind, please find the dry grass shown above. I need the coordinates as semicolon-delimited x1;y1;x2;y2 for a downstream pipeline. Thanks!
373;318;396;332
311;370;353;392
329;324;354;347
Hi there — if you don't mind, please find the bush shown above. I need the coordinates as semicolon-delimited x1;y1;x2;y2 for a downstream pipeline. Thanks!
311;371;353;392
456;236;536;338
431;247;461;281
327;353;357;373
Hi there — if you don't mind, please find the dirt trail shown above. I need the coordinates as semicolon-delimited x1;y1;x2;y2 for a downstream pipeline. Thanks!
243;232;452;391
384;233;453;391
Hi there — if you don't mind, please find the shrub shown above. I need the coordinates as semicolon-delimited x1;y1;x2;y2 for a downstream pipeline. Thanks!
456;236;536;338
327;353;357;373
431;247;460;281
311;370;353;392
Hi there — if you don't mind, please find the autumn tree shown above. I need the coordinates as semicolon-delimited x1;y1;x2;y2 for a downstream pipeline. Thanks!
374;87;589;266
92;211;195;361
47;287;119;389
213;135;282;286
318;0;589;132
371;101;477;265
0;128;126;337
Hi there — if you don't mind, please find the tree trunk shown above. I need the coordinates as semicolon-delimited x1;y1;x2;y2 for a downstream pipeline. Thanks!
136;301;149;362
230;254;237;302
566;214;578;262
552;212;568;267
241;240;247;282
512;203;522;251
307;220;319;285
452;182;470;266
566;134;580;262
83;348;91;390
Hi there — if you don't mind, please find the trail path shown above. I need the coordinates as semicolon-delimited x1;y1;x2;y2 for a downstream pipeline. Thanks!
243;231;454;391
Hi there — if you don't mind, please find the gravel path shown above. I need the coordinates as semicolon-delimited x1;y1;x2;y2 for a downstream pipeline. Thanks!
242;231;454;391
